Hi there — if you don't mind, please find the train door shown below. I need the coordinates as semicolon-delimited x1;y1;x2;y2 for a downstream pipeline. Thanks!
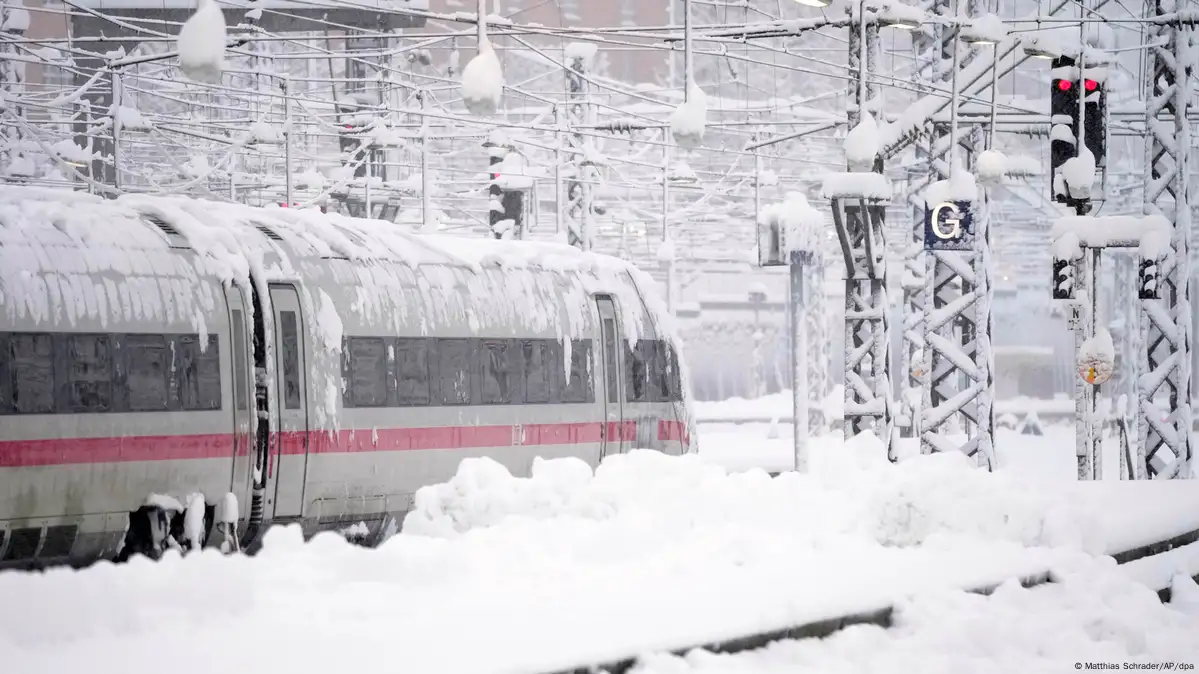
270;284;309;518
596;295;624;457
226;285;254;525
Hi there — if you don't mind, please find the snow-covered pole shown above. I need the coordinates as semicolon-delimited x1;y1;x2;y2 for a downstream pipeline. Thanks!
948;10;960;175
753;138;761;237
477;0;486;46
111;71;124;191
364;179;373;217
1076;19;1086;161
1070;246;1098;480
987;42;998;149
668;0;678;88
420;91;431;228
792;248;811;473
283;76;293;207
554;104;564;236
662;133;674;314
682;0;694;105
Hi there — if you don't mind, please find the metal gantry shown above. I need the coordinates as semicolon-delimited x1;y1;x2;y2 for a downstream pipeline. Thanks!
1138;0;1193;479
0;0;26;175
833;2;894;456
564;47;595;252
911;8;996;470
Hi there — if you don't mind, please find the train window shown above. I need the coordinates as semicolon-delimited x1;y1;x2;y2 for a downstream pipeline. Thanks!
601;318;620;404
280;311;301;409
347;337;389;407
66;334;113;413
0;334;7;412
126;334;170;412
177;335;221;410
562;339;594;404
661;341;683;402
395;338;430;406
522;340;552;404
9;333;54;414
625;339;651;403
480;340;511;405
231;311;249;412
436;338;473;405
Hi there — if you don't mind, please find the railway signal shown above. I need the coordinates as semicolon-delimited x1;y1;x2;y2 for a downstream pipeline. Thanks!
1052;258;1075;300
338;118;368;179
485;133;524;239
1049;56;1107;205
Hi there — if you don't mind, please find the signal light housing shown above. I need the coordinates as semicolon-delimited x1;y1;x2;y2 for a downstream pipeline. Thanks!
1049;56;1107;205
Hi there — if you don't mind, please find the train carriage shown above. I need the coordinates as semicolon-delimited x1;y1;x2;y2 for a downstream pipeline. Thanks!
0;186;693;568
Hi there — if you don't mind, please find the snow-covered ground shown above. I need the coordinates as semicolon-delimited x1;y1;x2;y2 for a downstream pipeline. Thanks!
699;421;1086;478
634;565;1199;674
1;424;1197;674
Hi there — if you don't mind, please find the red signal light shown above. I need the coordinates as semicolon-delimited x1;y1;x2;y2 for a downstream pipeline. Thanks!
1057;79;1072;91
1084;79;1098;91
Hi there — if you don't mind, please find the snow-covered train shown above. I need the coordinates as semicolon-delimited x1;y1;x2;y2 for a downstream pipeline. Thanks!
0;186;692;569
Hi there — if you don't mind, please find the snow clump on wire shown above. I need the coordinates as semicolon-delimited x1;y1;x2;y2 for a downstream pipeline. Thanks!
977;149;1008;184
1061;146;1097;199
461;38;503;116
844;112;881;171
177;0;227;84
670;85;708;149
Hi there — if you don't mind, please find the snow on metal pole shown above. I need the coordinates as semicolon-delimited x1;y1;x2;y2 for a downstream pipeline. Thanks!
420;90;431;228
477;0;486;45
683;0;692;102
554;104;564;235
948;23;960;173
792;249;811;473
111;71;123;191
283;76;293;207
662;133;674;314
1072;248;1093;480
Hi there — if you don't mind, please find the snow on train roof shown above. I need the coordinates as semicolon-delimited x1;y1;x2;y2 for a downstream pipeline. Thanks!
0;187;676;346
0;187;227;332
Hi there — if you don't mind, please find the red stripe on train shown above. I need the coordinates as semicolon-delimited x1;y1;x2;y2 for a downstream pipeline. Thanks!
657;420;690;444
0;420;647;468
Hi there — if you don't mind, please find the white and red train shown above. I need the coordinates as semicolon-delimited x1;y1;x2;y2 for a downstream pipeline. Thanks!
0;186;692;568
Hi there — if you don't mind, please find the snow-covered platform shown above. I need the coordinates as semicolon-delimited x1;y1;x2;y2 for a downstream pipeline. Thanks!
1;436;1196;674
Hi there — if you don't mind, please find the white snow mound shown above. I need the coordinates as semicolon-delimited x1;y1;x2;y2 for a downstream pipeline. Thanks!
405;435;1105;554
